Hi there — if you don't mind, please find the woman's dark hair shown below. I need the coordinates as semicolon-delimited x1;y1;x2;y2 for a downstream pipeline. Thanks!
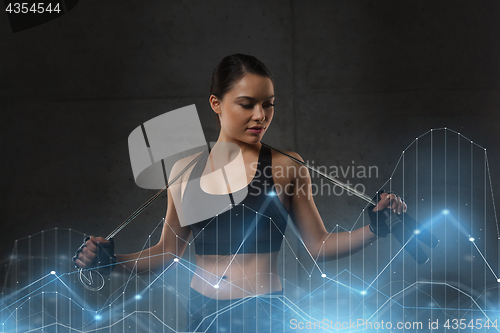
210;54;274;127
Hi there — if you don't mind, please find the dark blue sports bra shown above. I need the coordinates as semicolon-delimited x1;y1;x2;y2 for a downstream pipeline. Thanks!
183;145;289;255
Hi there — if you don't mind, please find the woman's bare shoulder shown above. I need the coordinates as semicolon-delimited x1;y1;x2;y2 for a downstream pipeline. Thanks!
270;149;308;183
271;149;305;167
169;151;205;179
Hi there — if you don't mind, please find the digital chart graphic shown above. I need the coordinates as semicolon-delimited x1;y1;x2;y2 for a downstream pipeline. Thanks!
1;125;498;332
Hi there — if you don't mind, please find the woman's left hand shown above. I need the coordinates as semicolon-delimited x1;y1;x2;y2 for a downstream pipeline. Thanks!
373;192;407;215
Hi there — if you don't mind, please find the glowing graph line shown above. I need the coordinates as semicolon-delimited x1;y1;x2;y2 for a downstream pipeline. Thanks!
2;270;499;332
0;274;60;313
9;290;498;333
2;231;498;310
378;128;499;240
485;154;500;238
2;207;498;326
366;281;500;332
472;241;499;281
2;128;500;332
366;236;414;289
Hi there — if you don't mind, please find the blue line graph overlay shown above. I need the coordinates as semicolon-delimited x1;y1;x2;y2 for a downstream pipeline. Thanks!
0;128;498;333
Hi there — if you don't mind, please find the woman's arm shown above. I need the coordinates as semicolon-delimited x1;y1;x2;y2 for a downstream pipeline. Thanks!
114;186;192;274
75;158;193;275
286;152;405;261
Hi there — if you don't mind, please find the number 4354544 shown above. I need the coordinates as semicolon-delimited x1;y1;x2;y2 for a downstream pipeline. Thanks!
443;319;498;330
5;2;61;14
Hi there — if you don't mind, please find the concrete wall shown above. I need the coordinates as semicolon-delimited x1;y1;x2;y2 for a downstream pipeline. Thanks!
1;0;499;316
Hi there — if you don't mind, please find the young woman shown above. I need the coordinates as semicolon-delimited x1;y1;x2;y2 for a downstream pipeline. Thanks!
74;54;406;332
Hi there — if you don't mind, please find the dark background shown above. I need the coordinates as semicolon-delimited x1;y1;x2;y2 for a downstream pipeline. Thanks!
1;1;499;287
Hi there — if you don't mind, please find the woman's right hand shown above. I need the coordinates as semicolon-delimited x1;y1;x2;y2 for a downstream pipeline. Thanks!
73;236;105;268
73;236;116;274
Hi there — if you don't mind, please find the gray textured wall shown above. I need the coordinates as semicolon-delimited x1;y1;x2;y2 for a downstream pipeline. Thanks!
1;0;499;298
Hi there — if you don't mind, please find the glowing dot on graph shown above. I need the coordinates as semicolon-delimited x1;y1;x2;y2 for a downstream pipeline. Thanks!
469;237;475;242
360;291;367;295
321;274;326;278
442;209;450;215
497;279;500;283
214;284;219;289
135;295;142;300
50;271;56;275
95;315;102;320
414;229;421;235
173;258;179;262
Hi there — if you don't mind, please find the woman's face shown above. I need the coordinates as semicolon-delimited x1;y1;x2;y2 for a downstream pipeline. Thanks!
211;73;275;145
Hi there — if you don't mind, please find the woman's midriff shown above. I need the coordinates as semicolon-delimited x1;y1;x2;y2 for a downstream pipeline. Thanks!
190;251;282;299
